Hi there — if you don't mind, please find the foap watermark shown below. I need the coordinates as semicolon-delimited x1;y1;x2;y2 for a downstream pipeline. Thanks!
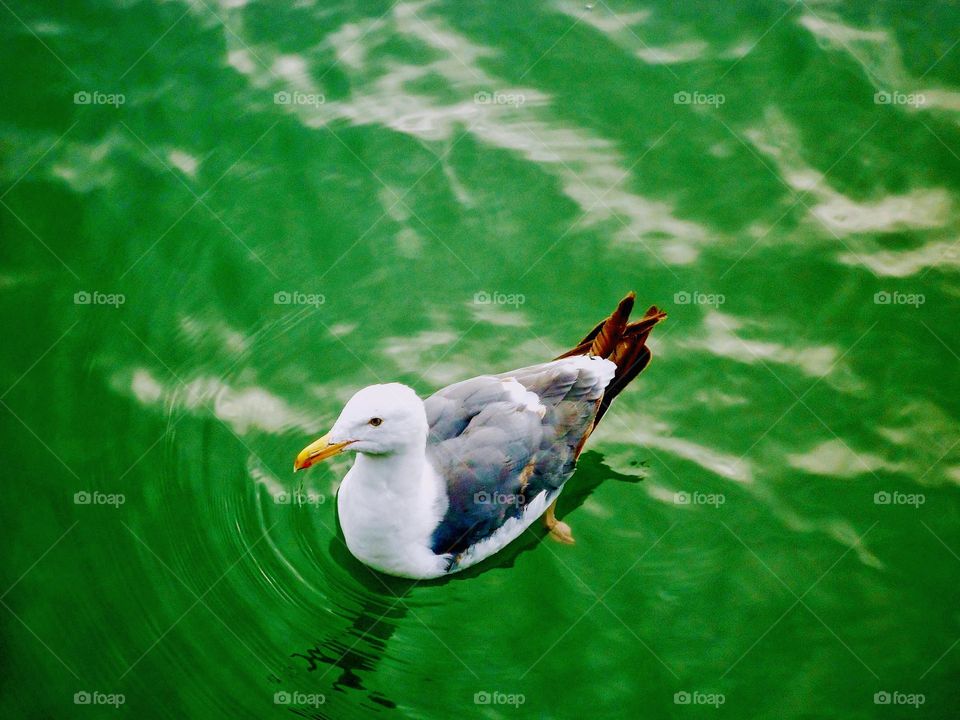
674;690;725;708
74;491;125;509
274;291;325;307
474;90;525;108
473;291;525;307
274;91;325;108
674;91;725;107
74;691;125;708
474;691;525;707
275;490;325;506
874;91;925;108
74;290;125;308
274;691;325;707
474;491;526;507
874;690;925;708
74;90;125;107
874;491;925;508
675;491;725;508
674;290;725;307
874;291;924;307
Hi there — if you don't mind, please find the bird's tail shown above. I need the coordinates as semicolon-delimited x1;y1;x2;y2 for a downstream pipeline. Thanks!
556;292;666;425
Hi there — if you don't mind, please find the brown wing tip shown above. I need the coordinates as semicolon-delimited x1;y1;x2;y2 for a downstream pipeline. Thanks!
621;294;668;324
616;292;636;318
623;305;666;337
590;293;635;357
558;294;665;360
644;305;667;321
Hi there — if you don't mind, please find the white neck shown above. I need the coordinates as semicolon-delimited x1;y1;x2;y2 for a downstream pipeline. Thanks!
336;442;450;579
351;445;427;494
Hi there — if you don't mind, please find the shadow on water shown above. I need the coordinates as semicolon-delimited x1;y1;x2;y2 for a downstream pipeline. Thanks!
279;450;647;716
285;538;409;717
280;513;414;717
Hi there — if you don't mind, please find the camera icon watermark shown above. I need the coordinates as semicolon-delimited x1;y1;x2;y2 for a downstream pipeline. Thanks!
873;690;924;707
673;90;725;107
473;490;526;507
73;90;125;107
273;690;325;707
274;91;325;108
273;291;325;307
673;690;725;707
674;491;725;508
873;290;924;307
873;490;925;508
74;290;125;308
472;290;525;307
473;690;525;707
673;290;725;307
474;90;525;108
873;90;925;108
74;491;125;508
275;490;325;506
74;690;125;707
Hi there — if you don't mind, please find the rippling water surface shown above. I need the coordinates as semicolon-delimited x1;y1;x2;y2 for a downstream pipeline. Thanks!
2;1;960;717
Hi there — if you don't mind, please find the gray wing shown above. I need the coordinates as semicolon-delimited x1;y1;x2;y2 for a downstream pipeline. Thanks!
423;356;615;556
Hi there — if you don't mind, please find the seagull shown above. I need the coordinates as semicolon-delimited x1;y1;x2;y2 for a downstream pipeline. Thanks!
294;293;665;579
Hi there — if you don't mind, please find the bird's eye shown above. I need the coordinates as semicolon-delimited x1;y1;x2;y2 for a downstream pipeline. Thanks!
368;417;383;427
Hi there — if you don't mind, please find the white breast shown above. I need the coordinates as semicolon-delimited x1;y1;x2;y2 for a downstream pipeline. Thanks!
337;459;450;579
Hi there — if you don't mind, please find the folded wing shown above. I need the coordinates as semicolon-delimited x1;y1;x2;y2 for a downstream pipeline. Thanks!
424;356;615;556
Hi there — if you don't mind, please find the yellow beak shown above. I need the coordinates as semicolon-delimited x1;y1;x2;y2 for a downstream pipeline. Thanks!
293;433;354;472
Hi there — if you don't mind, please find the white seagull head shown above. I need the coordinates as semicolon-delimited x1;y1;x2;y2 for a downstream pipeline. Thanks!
294;383;427;470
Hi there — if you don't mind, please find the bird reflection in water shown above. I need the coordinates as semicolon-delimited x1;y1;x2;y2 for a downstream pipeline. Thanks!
279;450;646;716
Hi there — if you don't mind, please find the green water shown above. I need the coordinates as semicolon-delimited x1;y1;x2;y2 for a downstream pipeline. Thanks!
2;1;960;717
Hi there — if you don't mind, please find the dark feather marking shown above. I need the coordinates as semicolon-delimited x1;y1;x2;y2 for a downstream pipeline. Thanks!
424;293;664;561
